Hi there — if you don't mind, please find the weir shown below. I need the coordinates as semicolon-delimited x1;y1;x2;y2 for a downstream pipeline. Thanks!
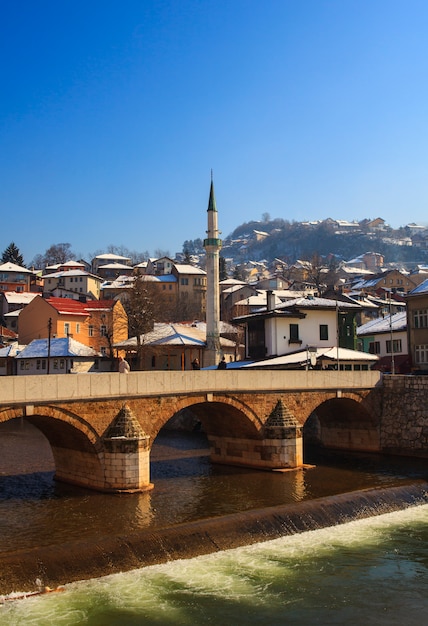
1;481;427;596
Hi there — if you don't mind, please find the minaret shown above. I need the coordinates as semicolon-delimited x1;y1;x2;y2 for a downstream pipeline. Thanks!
203;173;222;366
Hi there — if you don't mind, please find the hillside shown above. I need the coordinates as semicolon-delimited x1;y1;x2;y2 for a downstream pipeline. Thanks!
218;219;428;267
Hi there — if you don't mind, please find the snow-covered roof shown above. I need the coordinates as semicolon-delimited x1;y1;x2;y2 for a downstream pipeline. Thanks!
357;312;407;336
0;262;32;273
242;347;379;369
409;278;428;295
0;342;25;357
173;264;206;275
93;253;131;262
277;296;360;310
98;262;134;270
41;269;101;280
114;323;235;349
2;291;39;305
16;337;100;358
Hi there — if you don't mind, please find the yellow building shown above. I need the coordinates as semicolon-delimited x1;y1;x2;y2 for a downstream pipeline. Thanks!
42;270;102;300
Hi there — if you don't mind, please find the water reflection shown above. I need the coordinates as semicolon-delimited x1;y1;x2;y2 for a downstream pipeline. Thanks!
0;420;428;554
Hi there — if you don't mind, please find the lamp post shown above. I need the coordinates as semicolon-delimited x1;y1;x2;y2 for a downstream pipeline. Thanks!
306;345;317;369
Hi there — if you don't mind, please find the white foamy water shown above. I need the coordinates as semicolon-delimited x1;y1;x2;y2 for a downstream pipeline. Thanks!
2;504;428;625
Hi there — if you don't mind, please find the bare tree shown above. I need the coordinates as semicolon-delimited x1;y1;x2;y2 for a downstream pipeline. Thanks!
121;274;169;369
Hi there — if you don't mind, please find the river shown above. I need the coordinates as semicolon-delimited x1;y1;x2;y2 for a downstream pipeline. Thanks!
1;418;428;623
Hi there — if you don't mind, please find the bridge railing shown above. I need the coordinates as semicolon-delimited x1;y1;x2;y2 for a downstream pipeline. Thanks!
0;370;382;406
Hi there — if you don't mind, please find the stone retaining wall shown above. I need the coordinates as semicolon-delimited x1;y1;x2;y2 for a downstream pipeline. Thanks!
381;375;428;456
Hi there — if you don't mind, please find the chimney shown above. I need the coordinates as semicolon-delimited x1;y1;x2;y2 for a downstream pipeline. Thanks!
267;290;275;311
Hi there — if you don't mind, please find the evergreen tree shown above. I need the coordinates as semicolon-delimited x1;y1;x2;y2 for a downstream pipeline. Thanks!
1;242;25;266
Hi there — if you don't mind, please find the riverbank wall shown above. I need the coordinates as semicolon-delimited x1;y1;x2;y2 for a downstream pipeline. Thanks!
381;375;428;456
1;481;427;597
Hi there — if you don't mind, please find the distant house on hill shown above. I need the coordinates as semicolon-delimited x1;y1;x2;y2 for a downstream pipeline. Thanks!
0;262;34;294
91;253;131;276
41;270;103;300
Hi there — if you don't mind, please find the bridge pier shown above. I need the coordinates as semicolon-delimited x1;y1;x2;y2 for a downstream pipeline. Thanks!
101;405;153;493
208;400;303;471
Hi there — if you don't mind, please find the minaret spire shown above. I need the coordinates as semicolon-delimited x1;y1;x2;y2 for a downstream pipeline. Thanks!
203;173;222;366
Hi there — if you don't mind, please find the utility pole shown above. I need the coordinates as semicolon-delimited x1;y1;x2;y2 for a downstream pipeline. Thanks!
47;317;52;374
389;292;396;375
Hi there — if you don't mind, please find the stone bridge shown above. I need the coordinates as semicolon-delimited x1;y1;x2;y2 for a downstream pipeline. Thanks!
0;370;392;493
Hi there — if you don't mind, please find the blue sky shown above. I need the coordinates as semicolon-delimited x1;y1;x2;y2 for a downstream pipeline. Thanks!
1;0;428;265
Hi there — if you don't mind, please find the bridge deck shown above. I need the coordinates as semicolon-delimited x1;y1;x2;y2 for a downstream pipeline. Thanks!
0;370;382;405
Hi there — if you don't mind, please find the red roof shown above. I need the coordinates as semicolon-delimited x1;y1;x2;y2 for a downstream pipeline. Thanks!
46;298;116;316
0;325;18;339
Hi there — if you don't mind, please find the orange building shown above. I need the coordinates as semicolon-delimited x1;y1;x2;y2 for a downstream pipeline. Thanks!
18;296;128;357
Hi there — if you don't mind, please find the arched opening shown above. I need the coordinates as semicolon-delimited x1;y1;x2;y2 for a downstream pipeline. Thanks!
303;397;380;463
151;400;261;476
0;417;55;497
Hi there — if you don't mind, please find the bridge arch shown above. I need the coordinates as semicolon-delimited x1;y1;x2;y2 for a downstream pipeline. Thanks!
303;396;380;453
0;405;105;490
149;394;264;442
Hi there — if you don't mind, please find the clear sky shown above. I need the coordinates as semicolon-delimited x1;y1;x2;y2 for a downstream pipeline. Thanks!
1;0;428;265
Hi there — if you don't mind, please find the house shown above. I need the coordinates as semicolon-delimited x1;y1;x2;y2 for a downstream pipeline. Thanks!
170;264;207;320
357;311;409;373
240;346;378;371
114;322;237;370
91;253;131;275
18;296;128;358
15;337;103;375
44;260;87;274
141;257;207;321
354;269;417;296
41;270;103;300
0;262;34;293
405;278;428;373
95;262;134;281
0;291;39;333
0;341;24;376
234;292;361;362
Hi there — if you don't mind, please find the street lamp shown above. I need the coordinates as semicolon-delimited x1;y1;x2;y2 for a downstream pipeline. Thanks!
306;345;317;369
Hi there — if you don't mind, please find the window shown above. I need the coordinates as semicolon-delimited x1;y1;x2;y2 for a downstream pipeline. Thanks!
76;323;80;334
369;341;380;354
59;359;65;369
415;344;428;365
413;309;428;328
100;325;107;337
53;359;59;370
319;324;328;340
181;278;189;286
101;347;107;356
64;322;70;336
386;339;402;353
289;324;300;343
88;325;94;337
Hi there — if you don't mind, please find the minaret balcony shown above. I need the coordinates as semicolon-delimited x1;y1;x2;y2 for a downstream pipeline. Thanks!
203;238;222;248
